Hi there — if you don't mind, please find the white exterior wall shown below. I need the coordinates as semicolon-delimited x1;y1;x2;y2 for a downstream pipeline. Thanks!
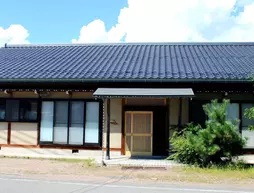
0;123;8;144
103;99;122;149
242;130;254;148
10;123;38;145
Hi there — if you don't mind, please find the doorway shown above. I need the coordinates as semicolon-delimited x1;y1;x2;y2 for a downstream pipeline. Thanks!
125;111;153;156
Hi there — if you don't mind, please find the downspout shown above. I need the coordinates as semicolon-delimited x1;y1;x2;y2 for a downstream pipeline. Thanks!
106;98;111;160
101;98;106;165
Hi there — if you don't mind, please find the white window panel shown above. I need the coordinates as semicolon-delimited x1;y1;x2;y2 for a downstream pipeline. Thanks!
53;101;68;144
69;101;84;145
40;101;54;142
85;102;99;143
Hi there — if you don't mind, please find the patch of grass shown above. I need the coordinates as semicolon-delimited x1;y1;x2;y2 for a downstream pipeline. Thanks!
52;158;96;167
183;165;254;180
133;162;254;184
0;155;97;168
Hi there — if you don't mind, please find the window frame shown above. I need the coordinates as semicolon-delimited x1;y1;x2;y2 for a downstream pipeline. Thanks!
0;98;39;123
189;100;254;134
39;99;103;147
241;103;254;131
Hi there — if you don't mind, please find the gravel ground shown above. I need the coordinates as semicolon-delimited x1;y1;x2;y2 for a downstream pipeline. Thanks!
0;157;253;190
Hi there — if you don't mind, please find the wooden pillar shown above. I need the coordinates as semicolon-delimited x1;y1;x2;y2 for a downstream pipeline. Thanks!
178;98;182;129
7;122;11;144
106;98;111;160
166;98;170;151
239;103;242;135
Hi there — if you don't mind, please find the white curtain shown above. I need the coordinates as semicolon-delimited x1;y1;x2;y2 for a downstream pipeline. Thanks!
40;102;54;142
53;101;68;144
85;102;99;143
69;102;84;145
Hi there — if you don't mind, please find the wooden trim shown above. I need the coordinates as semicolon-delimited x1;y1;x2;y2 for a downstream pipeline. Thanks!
125;133;152;136
67;100;71;144
103;148;122;151
121;99;125;155
239;103;242;134
243;149;254;154
178;98;182;128
166;98;170;150
1;144;38;148
99;100;103;147
83;102;86;144
0;144;103;150
164;98;167;105
37;99;42;145
7;122;11;144
125;111;153;114
125;98;167;106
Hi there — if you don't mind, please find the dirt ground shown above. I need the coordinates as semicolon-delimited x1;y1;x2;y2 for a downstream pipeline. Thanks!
0;157;253;190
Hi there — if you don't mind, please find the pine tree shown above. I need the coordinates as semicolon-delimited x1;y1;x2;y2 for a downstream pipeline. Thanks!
169;99;246;167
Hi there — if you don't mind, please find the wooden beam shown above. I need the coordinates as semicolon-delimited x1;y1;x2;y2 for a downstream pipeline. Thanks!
7;122;11;144
0;144;103;150
106;99;111;160
37;99;42;145
166;98;170;151
239;103;242;135
121;99;125;155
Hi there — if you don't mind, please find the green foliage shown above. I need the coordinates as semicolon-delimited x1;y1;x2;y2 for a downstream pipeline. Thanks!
245;74;254;131
169;99;246;167
244;107;254;131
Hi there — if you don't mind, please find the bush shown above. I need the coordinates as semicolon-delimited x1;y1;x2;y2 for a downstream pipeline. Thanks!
244;107;254;131
169;99;246;167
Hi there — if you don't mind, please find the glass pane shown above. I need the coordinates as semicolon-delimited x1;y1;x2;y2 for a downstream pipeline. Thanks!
19;101;38;121
85;102;100;143
226;103;239;131
0;100;5;120
40;101;54;142
54;101;68;144
69;101;84;145
242;104;254;130
226;103;239;120
6;100;19;121
190;101;207;127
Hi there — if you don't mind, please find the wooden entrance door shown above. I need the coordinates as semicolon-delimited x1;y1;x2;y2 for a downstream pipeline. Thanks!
125;111;153;156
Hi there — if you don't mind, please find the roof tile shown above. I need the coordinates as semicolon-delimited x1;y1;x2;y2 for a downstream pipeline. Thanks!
0;43;254;81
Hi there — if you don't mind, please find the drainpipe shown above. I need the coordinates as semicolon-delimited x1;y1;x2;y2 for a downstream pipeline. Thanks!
106;98;111;160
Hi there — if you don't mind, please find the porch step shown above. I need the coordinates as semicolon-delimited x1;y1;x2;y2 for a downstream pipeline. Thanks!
104;158;183;168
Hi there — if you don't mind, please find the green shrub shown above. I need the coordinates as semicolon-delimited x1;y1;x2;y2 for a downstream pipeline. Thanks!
169;99;246;167
244;107;254;131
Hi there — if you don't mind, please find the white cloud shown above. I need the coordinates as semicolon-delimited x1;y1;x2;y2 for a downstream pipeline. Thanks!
72;19;125;43
0;24;29;47
72;0;254;43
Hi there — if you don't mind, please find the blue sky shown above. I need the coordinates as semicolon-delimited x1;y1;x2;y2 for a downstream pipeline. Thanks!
0;0;254;44
0;0;127;43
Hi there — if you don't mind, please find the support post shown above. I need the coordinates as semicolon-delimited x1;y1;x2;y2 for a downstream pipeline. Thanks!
106;98;111;160
178;98;182;129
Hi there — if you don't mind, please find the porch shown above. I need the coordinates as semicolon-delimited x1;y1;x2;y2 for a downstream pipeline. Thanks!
93;88;194;160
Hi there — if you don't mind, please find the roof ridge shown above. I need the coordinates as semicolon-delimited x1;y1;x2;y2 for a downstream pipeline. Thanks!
5;42;254;48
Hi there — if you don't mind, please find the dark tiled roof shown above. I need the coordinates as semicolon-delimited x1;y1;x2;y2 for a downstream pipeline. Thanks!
0;43;254;82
